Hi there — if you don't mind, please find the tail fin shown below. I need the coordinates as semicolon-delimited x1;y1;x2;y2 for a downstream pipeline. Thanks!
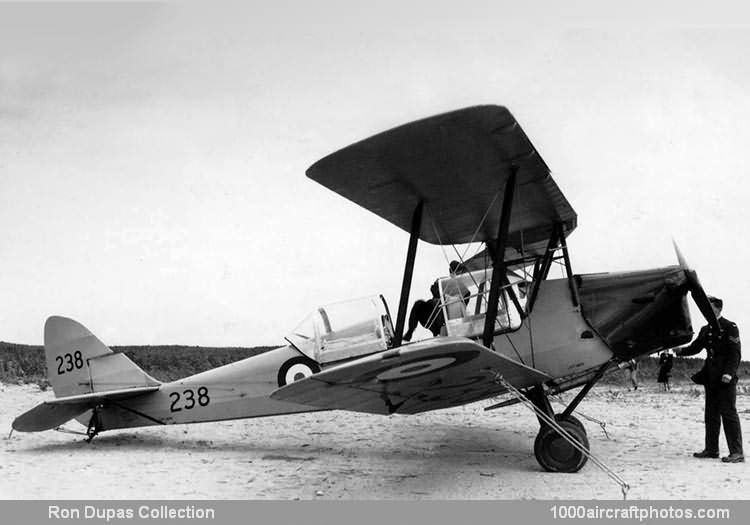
44;316;160;398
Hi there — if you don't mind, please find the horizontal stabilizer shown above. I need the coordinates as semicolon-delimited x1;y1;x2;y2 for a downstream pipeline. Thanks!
271;337;550;415
12;386;160;432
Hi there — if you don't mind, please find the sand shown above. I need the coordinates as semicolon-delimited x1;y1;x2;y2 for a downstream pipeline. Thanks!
1;381;747;500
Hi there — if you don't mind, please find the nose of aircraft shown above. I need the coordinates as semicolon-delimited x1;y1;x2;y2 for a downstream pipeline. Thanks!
577;265;694;360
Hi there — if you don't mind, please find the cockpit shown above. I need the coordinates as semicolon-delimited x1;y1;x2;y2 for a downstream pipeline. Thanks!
437;268;528;338
286;295;394;365
286;270;529;369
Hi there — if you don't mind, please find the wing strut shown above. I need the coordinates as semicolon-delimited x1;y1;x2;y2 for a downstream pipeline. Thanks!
482;166;518;348
527;226;561;313
557;222;580;307
393;201;424;347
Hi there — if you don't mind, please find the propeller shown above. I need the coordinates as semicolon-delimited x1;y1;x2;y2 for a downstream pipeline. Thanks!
672;239;720;331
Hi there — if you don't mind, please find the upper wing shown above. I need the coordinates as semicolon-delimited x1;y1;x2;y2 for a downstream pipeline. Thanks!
306;105;576;256
12;386;160;432
270;337;550;415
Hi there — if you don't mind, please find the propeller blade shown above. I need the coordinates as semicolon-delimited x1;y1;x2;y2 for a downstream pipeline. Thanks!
672;238;689;269
673;240;720;331
685;269;720;331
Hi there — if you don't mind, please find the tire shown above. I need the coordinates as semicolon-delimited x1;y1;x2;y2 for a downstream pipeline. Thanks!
534;420;590;473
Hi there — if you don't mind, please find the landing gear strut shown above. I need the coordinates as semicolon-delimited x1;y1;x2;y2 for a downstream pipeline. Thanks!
527;386;590;473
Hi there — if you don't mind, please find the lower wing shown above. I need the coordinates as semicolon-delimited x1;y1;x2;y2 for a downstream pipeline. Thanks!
270;337;549;414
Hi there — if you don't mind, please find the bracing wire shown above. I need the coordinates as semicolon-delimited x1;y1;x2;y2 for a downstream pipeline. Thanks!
425;191;533;345
428;210;484;292
461;192;501;261
550;394;611;440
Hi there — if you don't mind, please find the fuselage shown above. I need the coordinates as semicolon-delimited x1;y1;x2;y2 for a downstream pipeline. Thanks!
97;345;323;431
99;266;692;431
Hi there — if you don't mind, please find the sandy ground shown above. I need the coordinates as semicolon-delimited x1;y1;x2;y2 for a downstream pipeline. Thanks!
1;381;748;500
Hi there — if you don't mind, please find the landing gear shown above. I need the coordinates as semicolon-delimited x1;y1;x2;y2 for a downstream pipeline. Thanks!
489;367;630;496
490;364;615;474
526;385;590;472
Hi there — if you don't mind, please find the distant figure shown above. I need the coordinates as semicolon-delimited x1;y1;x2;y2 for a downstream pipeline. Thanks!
619;359;639;390
657;350;674;391
674;296;744;463
403;261;468;342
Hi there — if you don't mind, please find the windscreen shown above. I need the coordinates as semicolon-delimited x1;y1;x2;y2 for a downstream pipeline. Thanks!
287;296;393;364
438;269;528;338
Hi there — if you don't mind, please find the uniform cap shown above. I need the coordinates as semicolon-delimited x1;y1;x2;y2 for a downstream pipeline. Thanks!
708;296;723;309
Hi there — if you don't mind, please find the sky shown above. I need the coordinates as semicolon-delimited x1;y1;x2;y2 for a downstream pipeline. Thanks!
2;1;750;346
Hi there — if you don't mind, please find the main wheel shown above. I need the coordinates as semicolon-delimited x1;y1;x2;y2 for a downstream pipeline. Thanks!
534;420;590;473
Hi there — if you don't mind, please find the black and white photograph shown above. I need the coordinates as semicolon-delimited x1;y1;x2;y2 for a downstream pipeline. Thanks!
1;0;749;507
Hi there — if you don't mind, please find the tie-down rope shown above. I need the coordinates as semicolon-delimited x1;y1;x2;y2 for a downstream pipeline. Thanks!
550;393;611;440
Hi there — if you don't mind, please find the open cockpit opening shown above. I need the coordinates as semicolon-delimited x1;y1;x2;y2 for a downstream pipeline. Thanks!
438;268;529;338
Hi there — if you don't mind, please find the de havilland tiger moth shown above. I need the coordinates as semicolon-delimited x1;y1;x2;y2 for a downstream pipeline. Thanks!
13;105;718;477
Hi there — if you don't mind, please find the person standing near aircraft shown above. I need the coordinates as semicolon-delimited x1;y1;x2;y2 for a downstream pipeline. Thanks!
619;359;639;390
657;350;674;392
674;296;744;463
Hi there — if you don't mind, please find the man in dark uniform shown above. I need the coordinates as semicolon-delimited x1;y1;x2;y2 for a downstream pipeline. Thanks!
675;296;744;463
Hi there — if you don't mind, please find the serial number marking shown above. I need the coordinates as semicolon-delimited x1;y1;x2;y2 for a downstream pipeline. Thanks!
56;351;84;375
169;387;210;412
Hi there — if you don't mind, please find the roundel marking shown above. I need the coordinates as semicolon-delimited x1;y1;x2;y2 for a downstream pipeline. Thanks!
286;363;313;383
277;356;320;387
351;349;480;384
376;357;456;381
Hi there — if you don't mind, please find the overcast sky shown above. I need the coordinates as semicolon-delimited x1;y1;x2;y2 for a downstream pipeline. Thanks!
2;1;750;346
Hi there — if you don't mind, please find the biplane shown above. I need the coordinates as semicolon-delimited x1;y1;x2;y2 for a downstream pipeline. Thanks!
13;105;718;474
